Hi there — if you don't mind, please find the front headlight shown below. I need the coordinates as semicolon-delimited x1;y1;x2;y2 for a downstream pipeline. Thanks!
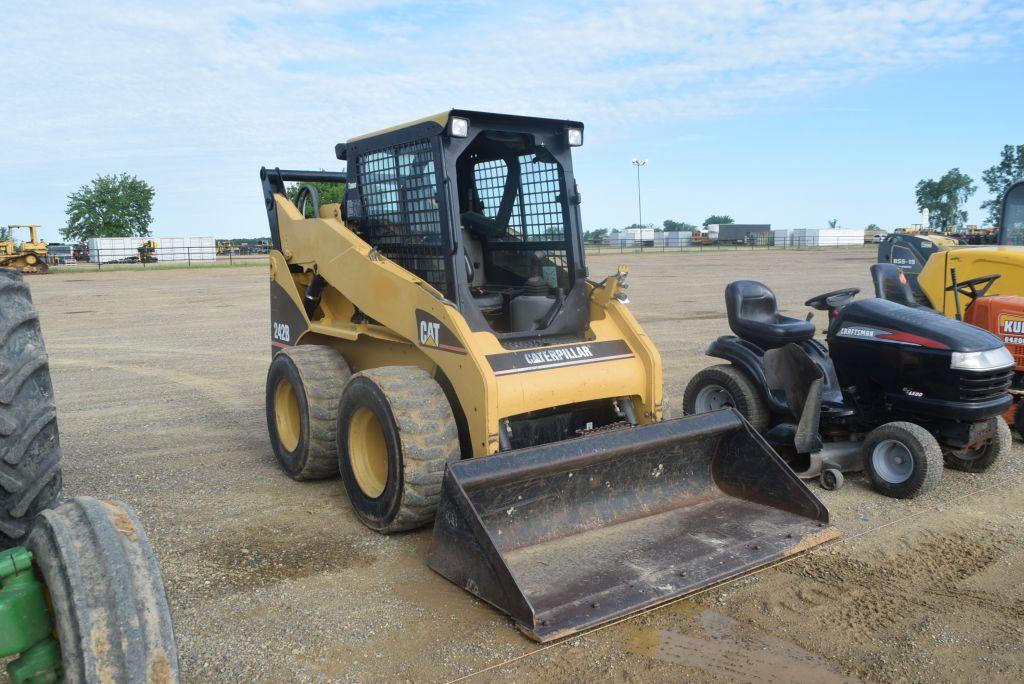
567;127;583;146
950;347;1014;371
450;117;469;138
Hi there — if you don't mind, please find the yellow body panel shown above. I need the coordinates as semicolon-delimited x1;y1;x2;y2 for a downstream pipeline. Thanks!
270;195;663;458
918;246;1024;315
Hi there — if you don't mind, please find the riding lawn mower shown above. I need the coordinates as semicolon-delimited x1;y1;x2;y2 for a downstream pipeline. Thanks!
684;278;1013;498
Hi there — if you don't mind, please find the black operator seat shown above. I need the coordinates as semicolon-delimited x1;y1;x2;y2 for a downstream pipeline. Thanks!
725;280;815;349
870;263;919;307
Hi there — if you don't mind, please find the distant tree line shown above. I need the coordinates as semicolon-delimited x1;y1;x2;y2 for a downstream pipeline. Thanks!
916;145;1023;229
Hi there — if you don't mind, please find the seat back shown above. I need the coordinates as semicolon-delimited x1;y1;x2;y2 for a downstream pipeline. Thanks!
725;280;779;335
870;263;917;306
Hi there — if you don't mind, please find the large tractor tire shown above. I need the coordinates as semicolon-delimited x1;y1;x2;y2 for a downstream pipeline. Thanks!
0;268;62;548
25;497;179;683
337;366;460;533
682;363;770;431
265;345;351;480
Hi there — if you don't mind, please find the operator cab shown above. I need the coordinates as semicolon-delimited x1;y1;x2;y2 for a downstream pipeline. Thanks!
998;180;1024;246
340;110;588;340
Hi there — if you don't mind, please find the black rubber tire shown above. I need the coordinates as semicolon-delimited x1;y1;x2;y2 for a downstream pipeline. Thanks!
265;345;351;480
682;363;770;431
1013;405;1024;441
0;268;62;548
820;468;844;491
337;366;460;533
861;422;943;499
25;497;179;684
944;418;1009;473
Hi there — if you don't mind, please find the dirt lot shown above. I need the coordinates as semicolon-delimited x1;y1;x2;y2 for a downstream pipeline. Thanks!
26;248;1024;683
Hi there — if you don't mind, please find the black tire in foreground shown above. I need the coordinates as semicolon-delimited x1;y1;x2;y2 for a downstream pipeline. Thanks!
338;366;460;533
26;496;179;683
861;421;943;499
265;345;351;480
944;417;1010;473
0;268;62;548
682;363;770;431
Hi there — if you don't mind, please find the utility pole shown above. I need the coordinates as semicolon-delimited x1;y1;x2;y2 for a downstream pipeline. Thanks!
631;158;648;230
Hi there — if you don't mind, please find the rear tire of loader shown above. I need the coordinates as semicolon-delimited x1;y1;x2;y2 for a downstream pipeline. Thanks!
337;366;460;533
26;497;179;683
682;364;770;431
0;268;62;549
266;346;351;480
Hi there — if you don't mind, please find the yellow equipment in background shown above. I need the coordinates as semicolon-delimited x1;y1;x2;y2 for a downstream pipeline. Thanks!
878;180;1024;312
0;225;49;274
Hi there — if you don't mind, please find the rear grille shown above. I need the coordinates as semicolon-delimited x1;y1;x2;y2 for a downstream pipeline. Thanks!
958;368;1014;402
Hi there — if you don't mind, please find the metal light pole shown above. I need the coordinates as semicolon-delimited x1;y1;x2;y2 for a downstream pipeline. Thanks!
632;159;648;252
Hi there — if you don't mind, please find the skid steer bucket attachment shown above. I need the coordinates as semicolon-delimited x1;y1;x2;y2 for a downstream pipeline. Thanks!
427;410;840;641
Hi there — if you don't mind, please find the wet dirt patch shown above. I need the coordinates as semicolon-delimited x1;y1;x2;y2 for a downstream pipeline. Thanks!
195;521;379;594
64;310;97;314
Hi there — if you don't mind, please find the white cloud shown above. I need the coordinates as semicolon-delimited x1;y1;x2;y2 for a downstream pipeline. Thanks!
1;0;1021;234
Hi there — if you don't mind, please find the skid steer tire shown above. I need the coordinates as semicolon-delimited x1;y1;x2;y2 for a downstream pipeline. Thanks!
25;497;179;684
0;268;62;548
338;366;459;533
266;345;351;480
944;417;1009;473
862;422;943;499
683;364;770;431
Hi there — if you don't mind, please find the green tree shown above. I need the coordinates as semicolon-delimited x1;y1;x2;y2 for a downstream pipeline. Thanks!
980;145;1024;225
866;223;881;231
915;168;976;229
62;173;155;242
584;228;609;242
827;219;839;229
702;215;734;228
663;219;696;232
287;179;347;217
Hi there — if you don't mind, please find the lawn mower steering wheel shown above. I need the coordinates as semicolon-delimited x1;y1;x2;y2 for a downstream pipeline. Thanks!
804;288;860;311
946;273;1000;302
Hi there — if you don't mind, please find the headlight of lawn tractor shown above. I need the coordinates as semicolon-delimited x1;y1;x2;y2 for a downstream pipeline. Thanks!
450;117;469;138
950;347;1014;371
567;127;583;146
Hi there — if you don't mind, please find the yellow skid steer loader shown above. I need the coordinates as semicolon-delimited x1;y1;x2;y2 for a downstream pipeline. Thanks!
259;110;839;641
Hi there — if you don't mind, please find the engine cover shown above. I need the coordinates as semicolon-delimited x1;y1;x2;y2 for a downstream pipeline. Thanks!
828;298;1010;419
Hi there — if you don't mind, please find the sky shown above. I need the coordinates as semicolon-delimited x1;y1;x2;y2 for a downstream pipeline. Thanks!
2;0;1023;242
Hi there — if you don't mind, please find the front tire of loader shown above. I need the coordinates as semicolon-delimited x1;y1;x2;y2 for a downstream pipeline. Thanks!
26;497;179;683
0;268;62;548
683;364;770;431
337;366;460;533
266;346;351;480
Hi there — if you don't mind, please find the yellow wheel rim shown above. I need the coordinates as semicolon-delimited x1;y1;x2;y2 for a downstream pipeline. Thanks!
348;407;389;498
274;378;301;452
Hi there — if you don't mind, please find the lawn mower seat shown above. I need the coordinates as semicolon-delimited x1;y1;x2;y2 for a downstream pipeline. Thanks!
725;280;815;349
870;263;919;307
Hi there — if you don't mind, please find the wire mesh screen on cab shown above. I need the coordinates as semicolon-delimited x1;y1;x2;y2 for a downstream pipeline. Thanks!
473;155;571;288
358;139;449;296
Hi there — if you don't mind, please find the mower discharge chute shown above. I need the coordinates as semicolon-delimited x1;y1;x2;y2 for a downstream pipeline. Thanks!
258;110;840;640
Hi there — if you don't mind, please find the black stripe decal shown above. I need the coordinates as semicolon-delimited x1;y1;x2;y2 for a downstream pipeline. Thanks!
487;340;634;376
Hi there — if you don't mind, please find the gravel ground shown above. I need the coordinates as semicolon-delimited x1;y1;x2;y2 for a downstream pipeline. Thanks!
20;246;1024;683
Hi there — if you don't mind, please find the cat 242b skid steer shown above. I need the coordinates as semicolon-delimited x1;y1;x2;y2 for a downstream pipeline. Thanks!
258;110;839;641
